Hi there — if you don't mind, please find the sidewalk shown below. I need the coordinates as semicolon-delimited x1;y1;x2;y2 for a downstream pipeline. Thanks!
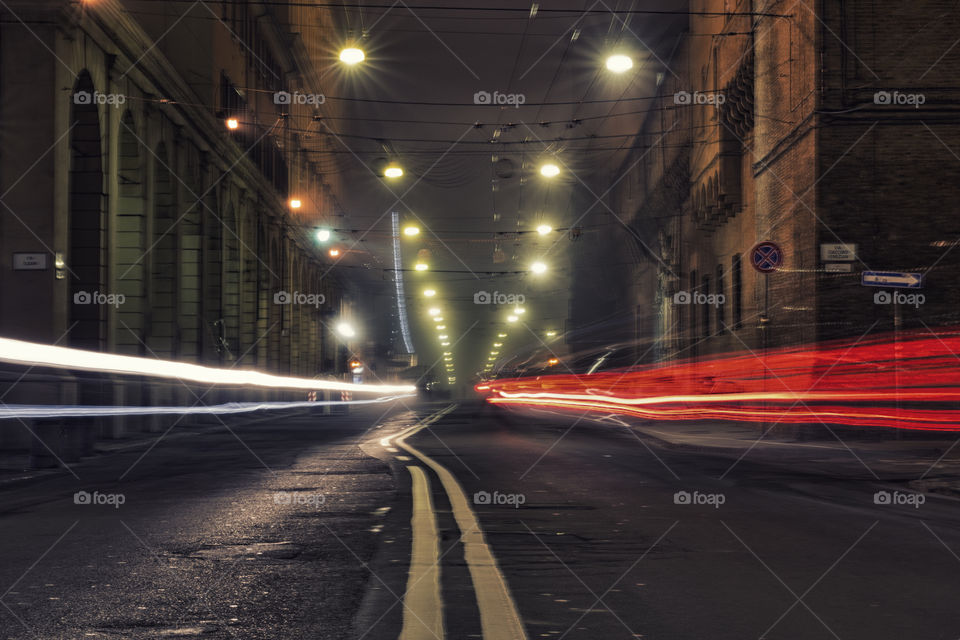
0;408;320;487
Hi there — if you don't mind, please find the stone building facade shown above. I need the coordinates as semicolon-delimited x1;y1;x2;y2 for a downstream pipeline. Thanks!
0;0;355;450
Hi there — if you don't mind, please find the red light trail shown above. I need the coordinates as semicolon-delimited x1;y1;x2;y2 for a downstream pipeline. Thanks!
477;328;960;431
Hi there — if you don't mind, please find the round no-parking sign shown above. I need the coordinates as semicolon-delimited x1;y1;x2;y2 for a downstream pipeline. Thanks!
750;242;783;273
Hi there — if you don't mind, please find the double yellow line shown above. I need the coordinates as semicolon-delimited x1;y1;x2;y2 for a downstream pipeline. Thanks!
387;404;528;640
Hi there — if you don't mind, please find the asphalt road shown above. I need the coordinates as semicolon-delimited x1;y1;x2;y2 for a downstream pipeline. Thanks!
394;402;960;640
2;400;960;639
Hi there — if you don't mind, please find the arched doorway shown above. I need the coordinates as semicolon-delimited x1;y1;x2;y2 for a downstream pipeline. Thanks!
147;143;177;358
222;205;241;362
115;110;146;355
68;71;105;350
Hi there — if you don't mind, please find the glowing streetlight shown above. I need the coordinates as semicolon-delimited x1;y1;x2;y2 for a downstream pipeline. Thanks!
441;341;450;346
226;118;239;130
289;198;302;210
423;288;436;297
530;261;548;274
540;163;560;178
514;307;526;315
507;315;518;323
606;54;634;73
433;317;444;323
546;330;557;337
403;224;420;236
497;333;507;338
536;224;552;235
384;165;404;179
414;262;429;271
335;322;356;338
493;342;502;347
428;307;441;316
316;228;331;242
339;47;365;65
438;335;448;340
329;248;341;258
436;325;446;330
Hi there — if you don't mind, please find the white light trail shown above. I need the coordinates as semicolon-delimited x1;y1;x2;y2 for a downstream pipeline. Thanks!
0;337;416;394
0;396;415;420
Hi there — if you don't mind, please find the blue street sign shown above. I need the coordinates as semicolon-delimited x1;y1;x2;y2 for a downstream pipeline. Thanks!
750;242;783;273
861;271;923;289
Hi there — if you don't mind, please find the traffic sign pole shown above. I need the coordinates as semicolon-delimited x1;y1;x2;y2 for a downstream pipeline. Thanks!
750;241;782;435
859;269;922;433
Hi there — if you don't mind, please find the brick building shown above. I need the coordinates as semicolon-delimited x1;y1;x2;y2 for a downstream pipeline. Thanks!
572;0;960;362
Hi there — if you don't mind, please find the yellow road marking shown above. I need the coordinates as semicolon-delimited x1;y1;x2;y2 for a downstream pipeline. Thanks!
399;465;445;640
394;404;528;640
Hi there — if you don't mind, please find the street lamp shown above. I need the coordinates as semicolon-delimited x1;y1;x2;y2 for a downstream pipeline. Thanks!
384;165;404;179
403;224;419;236
423;288;436;297
316;228;331;243
540;163;560;178
289;198;302;210
336;322;356;338
530;261;548;274
225;117;239;130
339;47;365;64
414;262;429;271
536;224;552;235
606;54;634;73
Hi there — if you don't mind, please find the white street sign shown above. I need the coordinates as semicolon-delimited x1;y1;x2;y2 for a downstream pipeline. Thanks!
820;243;857;262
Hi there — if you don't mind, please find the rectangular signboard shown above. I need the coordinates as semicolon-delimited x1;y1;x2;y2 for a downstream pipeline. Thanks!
861;271;923;288
12;253;47;270
820;243;857;262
